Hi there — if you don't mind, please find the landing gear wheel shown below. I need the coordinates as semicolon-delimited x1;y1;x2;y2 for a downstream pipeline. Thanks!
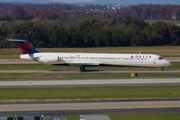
161;67;164;71
79;66;85;72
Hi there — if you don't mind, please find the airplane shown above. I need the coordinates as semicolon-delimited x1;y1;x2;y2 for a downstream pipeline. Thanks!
8;38;171;72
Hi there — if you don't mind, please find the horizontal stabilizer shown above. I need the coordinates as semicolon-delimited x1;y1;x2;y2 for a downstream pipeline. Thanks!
8;38;29;42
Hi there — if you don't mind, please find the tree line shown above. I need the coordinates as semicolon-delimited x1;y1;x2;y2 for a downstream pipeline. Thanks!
0;18;180;48
0;3;180;21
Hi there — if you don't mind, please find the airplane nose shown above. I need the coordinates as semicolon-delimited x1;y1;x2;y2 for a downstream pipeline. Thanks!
165;60;171;66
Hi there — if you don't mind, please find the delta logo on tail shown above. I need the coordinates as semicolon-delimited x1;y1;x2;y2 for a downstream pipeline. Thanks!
8;38;39;54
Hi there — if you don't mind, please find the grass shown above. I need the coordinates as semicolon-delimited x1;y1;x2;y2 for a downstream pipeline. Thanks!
1;46;180;59
68;113;180;120
0;73;180;80
0;74;64;80
0;86;180;100
108;113;180;120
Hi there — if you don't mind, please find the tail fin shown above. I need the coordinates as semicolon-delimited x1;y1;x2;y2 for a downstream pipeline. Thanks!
8;38;40;54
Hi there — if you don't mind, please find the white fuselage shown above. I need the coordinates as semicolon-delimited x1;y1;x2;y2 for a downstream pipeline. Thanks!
20;52;171;68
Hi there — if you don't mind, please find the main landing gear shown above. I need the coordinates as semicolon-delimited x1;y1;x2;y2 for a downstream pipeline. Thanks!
79;66;85;72
161;67;164;71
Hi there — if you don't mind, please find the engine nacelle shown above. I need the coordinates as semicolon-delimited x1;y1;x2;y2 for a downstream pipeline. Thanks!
34;56;59;63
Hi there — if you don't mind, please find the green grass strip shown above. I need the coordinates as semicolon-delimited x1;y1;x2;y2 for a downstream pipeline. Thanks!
0;86;180;100
108;113;180;120
1;47;180;59
68;113;180;120
0;73;180;80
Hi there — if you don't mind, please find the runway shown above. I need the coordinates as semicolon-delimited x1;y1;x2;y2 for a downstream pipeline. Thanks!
0;100;180;113
0;78;180;88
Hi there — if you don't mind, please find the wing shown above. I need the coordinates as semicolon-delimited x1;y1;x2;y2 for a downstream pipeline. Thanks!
68;62;100;66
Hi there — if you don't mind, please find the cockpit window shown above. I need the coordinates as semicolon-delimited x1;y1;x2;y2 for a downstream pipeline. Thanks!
158;56;164;60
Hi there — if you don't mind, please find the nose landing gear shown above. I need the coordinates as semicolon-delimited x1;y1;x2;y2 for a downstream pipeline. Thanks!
79;66;85;72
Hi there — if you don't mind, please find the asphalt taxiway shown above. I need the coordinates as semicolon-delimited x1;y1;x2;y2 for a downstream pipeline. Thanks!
0;100;180;113
0;78;180;88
